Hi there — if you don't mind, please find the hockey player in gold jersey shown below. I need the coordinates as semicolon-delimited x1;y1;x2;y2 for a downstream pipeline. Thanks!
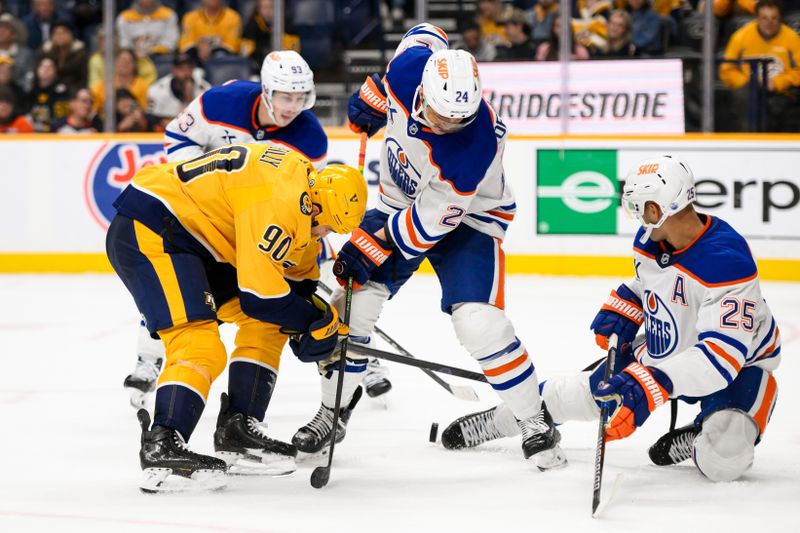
106;144;367;492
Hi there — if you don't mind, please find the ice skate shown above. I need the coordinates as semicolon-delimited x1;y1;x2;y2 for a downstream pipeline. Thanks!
518;406;567;471
362;358;392;398
441;406;506;449
648;423;699;466
214;393;297;476
123;354;163;409
293;386;363;454
137;409;227;493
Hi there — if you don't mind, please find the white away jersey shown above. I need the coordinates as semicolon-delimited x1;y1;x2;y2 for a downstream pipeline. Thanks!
627;215;780;398
163;80;327;168
378;25;515;259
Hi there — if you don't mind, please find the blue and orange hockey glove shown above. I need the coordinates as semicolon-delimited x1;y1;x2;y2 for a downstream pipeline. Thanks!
332;228;392;288
590;284;644;351
347;74;388;137
594;362;673;441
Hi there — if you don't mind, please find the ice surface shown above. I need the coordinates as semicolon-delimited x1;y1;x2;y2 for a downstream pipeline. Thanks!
1;274;798;532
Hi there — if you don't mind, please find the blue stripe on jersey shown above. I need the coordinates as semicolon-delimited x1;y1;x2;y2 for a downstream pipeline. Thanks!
468;213;509;231
753;318;776;359
477;338;522;363
389;210;420;257
404;25;448;46
698;331;748;358
167;140;199;154
499;201;517;211
268;110;327;161
200;80;261;131
165;130;192;143
696;343;734;384
761;346;781;360
345;363;368;373
490;364;535;391
410;204;443;243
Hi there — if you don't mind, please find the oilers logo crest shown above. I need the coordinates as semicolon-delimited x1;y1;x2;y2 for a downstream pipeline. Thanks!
385;138;421;196
85;143;166;229
643;289;679;358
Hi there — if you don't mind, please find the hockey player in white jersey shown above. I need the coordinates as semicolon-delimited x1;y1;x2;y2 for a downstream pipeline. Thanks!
291;24;566;471
439;156;781;483
123;50;328;408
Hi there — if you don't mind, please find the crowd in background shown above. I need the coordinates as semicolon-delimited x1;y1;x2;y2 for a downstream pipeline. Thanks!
0;0;798;133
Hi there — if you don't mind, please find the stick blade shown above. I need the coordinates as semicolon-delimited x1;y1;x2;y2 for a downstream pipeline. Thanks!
310;466;330;489
450;384;480;402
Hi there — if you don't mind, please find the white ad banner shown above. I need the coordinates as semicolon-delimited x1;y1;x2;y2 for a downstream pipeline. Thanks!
479;59;685;134
0;136;797;261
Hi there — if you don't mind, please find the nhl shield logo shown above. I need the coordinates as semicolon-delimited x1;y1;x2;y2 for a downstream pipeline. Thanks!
643;290;679;358
85;142;167;229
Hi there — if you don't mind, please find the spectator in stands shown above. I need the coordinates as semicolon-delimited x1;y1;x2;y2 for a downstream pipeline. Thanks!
453;18;497;62
242;0;300;72
0;13;33;87
179;0;242;64
71;0;103;43
0;55;26;114
530;0;560;45
0;84;32;132
115;87;156;132
595;9;639;57
476;0;510;46
536;13;591;60
574;0;612;55
53;86;102;133
87;28;158;89
117;0;180;57
38;20;87;91
147;52;210;126
720;0;800;131
27;54;69;131
22;0;71;50
629;0;664;55
91;48;151;116
496;8;538;60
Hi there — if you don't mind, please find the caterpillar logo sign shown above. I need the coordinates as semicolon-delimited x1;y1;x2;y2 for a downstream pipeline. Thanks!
536;149;800;238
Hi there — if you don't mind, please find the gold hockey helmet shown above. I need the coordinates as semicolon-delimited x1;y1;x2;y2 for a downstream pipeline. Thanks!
309;164;367;234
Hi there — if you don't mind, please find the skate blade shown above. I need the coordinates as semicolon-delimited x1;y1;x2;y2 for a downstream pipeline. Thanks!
217;451;297;477
140;468;226;493
531;445;568;472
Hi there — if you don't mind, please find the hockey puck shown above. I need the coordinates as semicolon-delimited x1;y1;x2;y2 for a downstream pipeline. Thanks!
429;422;439;443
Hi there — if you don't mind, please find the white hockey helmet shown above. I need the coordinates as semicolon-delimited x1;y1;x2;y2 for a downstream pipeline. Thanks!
260;50;316;117
411;49;482;133
622;155;697;243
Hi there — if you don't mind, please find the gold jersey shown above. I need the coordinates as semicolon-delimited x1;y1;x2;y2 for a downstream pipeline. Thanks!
123;144;319;301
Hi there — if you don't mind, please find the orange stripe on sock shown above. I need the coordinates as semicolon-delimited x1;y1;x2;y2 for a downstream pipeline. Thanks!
484;352;528;377
753;374;777;433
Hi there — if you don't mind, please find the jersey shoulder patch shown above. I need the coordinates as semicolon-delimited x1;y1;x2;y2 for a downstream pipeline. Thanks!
426;102;499;194
385;47;431;115
199;80;260;130
678;217;757;286
271;110;328;161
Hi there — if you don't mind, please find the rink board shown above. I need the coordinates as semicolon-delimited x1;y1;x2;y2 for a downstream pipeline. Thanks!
1;132;798;280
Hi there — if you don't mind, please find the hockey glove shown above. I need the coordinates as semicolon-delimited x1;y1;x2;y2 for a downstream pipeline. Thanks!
590;284;644;352
281;294;347;363
333;228;392;288
347;74;388;137
594;362;673;441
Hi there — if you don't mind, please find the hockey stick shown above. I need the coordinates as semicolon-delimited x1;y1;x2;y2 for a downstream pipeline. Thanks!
669;399;678;432
317;281;480;401
351;344;488;383
310;277;354;489
592;333;618;518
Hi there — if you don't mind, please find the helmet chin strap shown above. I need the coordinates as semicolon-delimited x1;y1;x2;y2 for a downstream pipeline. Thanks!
637;210;669;244
260;90;277;125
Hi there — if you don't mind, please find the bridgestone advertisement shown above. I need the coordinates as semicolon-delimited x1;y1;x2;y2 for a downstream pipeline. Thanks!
480;59;685;134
